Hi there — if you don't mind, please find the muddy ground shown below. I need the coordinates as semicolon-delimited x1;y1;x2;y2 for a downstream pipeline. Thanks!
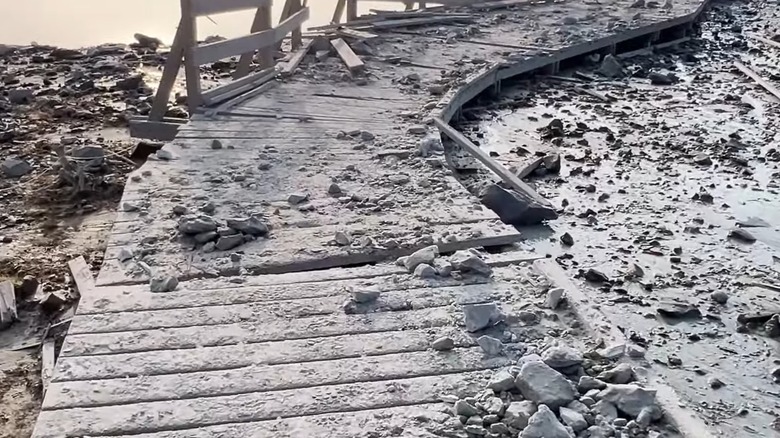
455;0;780;435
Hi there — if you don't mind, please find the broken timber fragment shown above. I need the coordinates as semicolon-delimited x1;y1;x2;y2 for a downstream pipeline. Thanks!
331;38;365;74
41;338;55;394
280;39;314;77
481;184;557;226
734;61;780;101
433;117;553;209
0;280;17;330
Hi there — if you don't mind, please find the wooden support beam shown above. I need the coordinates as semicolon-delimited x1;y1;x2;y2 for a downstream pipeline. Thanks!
235;5;274;79
290;0;304;49
203;68;277;106
190;0;271;16
734;61;780;102
332;0;347;23
149;21;186;121
280;39;314;77
192;7;310;66
433;117;551;206
203;67;277;105
331;38;365;74
181;0;203;112
346;0;358;21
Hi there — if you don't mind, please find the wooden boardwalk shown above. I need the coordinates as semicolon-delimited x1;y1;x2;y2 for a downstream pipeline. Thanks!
32;0;710;435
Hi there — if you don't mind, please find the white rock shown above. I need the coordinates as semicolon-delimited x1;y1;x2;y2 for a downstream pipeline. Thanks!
521;405;572;438
487;369;515;391
559;407;588;432
432;336;455;351
351;290;380;303
150;275;179;293
117;247;133;262
503;400;537;429
542;345;583;369
450;250;492;275
597;363;635;384
515;361;576;409
414;263;437;278
404;245;439;271
598;384;662;421
454;399;479;417
544;288;564;309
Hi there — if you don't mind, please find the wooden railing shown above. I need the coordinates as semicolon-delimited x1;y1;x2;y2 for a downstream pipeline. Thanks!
331;0;471;23
149;0;309;121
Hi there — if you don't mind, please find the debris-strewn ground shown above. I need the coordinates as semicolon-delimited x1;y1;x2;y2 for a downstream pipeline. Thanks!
457;0;780;435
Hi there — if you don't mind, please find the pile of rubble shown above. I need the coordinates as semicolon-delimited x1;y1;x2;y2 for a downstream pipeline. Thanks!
397;245;493;279
441;344;666;438
175;214;269;253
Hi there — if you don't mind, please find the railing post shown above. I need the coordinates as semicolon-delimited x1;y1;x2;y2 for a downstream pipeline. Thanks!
346;0;358;21
332;0;346;23
290;0;303;49
181;0;203;112
149;21;186;121
235;0;275;78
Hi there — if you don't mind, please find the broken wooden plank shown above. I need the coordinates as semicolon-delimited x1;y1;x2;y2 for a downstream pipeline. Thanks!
750;35;780;50
573;71;596;82
543;75;584;83
370;15;474;29
574;86;613;102
433;117;551;206
330;38;365;73
68;256;95;297
0;280;17;330
336;28;379;40
41;338;56;394
280;39;314;77
734;61;780;101
202;67;278;106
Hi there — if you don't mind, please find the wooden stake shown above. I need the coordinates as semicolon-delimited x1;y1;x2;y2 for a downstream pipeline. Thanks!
181;0;203;112
149;21;186;121
235;6;275;79
290;0;304;49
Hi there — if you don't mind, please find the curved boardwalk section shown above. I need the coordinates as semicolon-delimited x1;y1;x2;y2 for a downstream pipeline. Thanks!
31;0;710;436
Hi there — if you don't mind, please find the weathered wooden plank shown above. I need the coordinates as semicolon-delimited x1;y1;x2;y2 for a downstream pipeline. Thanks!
41;339;56;394
750;35;780;50
61;305;470;356
202;68;277;106
330;38;365;73
54;327;470;381
434;117;551;206
68;256;95;296
70;282;507;334
46;347;507;409
734;61;780;102
192;7;310;66
336;28;378;40
101;404;450;438
370;15;474;29
190;0;271;16
279;39;313;77
34;371;491;437
182;0;203;111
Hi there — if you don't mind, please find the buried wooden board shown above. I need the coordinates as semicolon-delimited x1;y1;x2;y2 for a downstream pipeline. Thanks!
34;371;492;437
734;61;780;102
72;404;451;438
70;282;509;334
60;304;479;356
45;347;509;409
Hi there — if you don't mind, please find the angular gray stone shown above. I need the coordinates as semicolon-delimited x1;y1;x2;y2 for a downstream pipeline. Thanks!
503;400;537;429
432;336;454;351
178;215;218;234
216;234;244;251
559;406;588;432
710;290;729;304
404;245;439;271
414;263;437;278
477;336;504;356
287;193;309;204
9;88;34;104
490;422;510;434
487;369;516;392
117;247;133;262
480;184;557;226
150;276;178;293
729;228;756;243
520;404;571;438
334;231;352;246
462;303;502;332
226;217;268;236
1;158;31;178
450;250;492;276
483;396;505;415
542;345;583;369
194;231;218;244
598;384;662;421
693;153;712;165
598;54;623;78
626;344;646;358
597;363;635;384
591;400;618;421
577;376;607;392
463;425;486;435
515;361;576;409
351;290;380;303
433;259;453;277
455;399;479;417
